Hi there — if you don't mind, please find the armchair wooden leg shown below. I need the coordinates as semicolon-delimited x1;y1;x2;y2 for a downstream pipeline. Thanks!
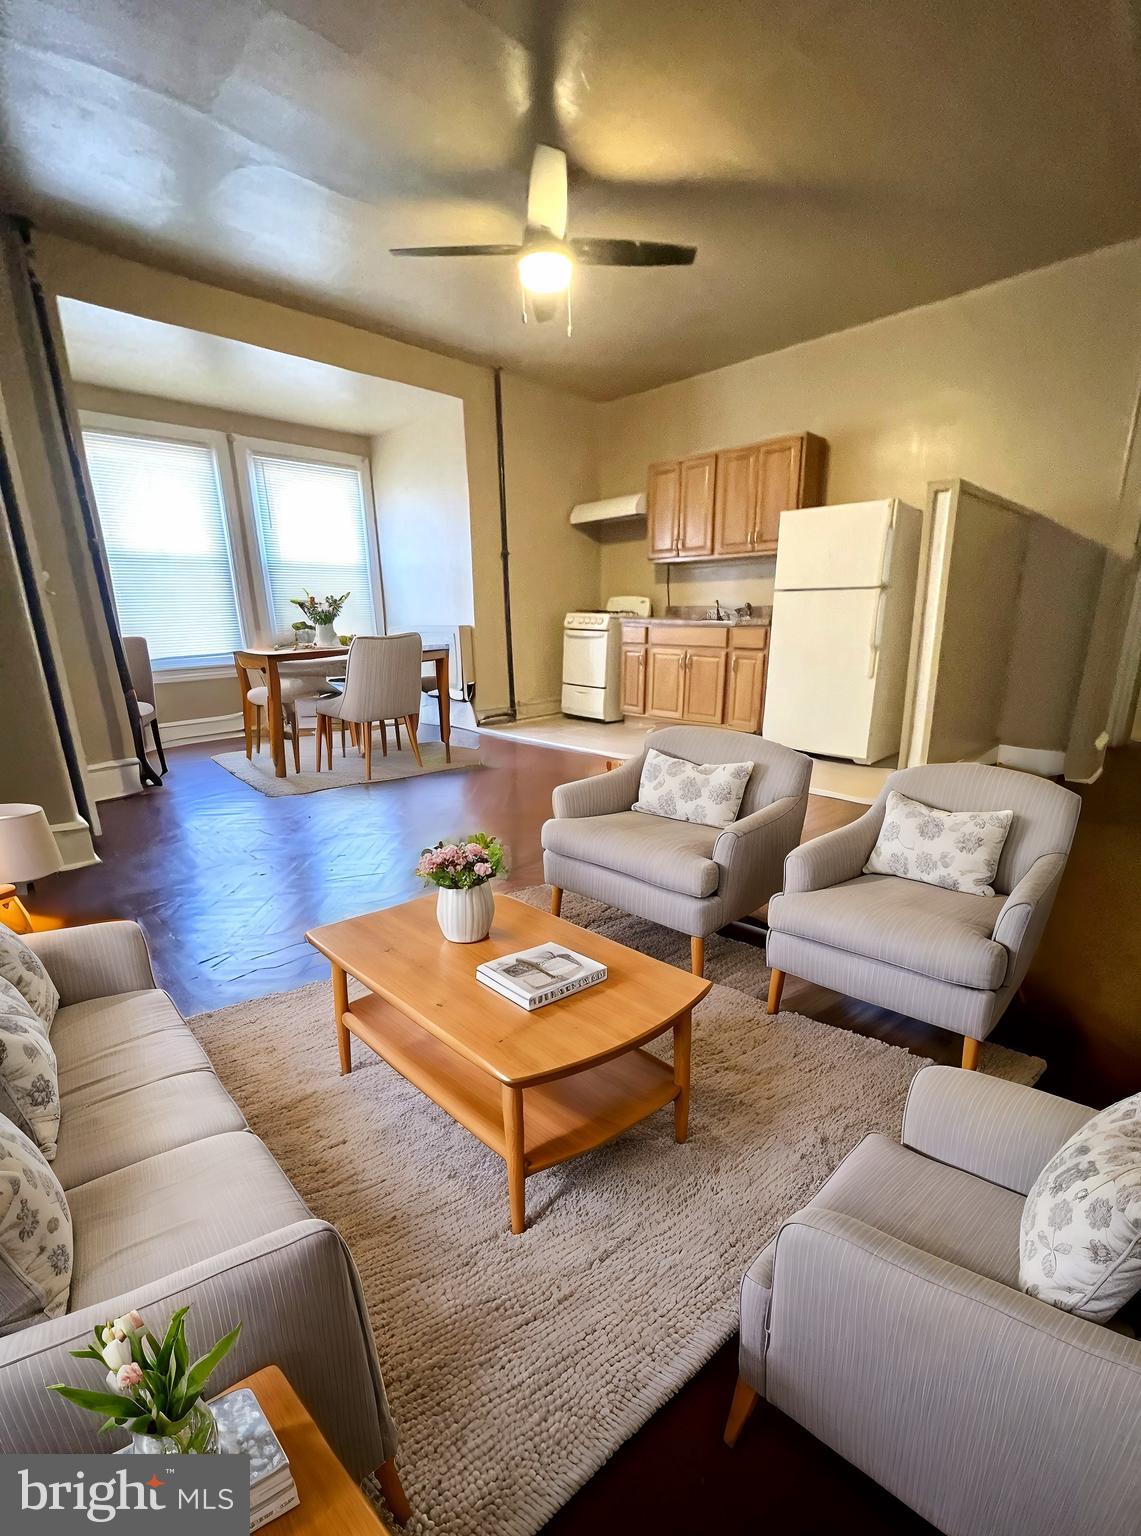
766;968;785;1014
690;935;705;977
724;1377;759;1448
404;715;423;767
550;886;562;918
961;1037;980;1071
375;1457;412;1524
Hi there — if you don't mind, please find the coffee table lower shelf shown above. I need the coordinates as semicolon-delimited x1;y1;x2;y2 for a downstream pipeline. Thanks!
343;993;682;1229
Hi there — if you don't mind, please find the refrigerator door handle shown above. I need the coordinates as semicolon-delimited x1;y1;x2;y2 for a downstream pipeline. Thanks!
879;517;895;585
867;588;887;678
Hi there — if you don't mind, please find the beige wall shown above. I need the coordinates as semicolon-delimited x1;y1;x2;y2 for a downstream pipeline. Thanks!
597;239;1141;619
370;397;474;638
499;374;602;714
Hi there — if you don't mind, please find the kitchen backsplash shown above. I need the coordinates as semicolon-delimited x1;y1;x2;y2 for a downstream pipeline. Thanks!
654;555;777;617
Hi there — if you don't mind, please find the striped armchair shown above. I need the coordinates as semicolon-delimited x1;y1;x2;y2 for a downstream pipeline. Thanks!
765;764;1081;1069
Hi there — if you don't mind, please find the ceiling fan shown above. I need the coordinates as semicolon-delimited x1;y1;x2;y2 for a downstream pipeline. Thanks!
390;145;696;327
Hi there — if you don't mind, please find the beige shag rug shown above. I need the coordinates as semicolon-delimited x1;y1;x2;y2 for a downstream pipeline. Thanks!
212;738;481;795
189;889;1044;1535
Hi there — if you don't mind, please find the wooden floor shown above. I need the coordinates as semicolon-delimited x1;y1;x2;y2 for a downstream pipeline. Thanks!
39;729;1140;1536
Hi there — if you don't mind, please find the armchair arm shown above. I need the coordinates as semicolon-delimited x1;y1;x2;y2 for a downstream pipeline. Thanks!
992;852;1068;987
713;794;808;918
551;754;642;818
780;805;883;894
25;920;156;1004
0;1220;397;1479
763;1207;1141;1536
902;1064;1093;1194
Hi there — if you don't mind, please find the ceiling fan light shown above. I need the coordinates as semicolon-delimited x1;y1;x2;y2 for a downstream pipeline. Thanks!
518;248;573;295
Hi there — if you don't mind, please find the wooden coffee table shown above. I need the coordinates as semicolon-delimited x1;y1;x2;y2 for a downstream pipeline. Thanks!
306;895;711;1232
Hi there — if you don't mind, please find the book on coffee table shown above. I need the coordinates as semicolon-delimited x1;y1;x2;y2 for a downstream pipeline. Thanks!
476;943;607;1010
212;1386;299;1530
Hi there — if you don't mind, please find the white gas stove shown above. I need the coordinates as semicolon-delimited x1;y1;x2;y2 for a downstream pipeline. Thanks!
562;595;651;721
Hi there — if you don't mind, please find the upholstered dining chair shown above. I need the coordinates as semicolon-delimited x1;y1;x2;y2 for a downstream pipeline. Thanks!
237;663;334;774
123;635;167;776
314;633;424;780
765;763;1081;1069
542;726;812;976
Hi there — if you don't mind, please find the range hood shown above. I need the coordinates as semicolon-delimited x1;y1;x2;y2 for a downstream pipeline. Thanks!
569;493;645;527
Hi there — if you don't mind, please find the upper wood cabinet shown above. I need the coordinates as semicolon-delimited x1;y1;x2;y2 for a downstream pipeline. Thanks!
649;431;827;562
677;453;716;558
647;462;681;558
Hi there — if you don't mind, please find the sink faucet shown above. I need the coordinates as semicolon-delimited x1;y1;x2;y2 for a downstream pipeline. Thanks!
710;597;727;621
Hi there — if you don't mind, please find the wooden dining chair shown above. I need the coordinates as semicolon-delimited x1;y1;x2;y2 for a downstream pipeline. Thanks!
235;662;332;773
313;634;424;780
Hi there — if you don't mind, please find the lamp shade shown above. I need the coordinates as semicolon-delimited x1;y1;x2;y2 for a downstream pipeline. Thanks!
0;804;63;883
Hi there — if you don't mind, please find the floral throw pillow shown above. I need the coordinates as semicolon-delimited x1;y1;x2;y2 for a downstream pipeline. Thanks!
1019;1092;1141;1321
0;1114;73;1326
863;790;1013;896
0;984;60;1158
0;923;59;1028
633;747;753;829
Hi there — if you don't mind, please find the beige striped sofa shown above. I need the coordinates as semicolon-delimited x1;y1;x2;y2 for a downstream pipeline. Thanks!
0;920;400;1489
725;1067;1141;1536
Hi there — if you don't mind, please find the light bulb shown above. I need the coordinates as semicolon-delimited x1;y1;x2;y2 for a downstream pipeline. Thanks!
518;248;573;295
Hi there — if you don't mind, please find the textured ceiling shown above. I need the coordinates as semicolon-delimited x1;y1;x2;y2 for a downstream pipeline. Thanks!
59;298;444;434
3;0;1141;399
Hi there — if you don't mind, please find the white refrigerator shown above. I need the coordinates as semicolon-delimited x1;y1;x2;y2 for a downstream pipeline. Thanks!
762;499;922;764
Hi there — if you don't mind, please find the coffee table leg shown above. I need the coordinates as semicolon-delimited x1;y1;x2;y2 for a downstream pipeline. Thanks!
502;1084;526;1233
673;1009;692;1143
332;964;352;1075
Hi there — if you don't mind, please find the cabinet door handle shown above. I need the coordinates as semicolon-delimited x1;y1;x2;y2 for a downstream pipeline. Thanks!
731;654;738;676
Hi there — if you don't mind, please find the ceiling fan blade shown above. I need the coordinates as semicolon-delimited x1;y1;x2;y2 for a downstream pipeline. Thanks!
526;144;568;239
389;244;523;257
569;237;697;267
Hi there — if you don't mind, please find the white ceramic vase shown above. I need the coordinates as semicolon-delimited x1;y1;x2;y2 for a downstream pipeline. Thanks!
436;882;494;943
316;622;340;647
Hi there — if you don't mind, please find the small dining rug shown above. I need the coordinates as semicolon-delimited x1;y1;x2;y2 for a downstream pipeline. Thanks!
212;738;482;795
189;891;1044;1536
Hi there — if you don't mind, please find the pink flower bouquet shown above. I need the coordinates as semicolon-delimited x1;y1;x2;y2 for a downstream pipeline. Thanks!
416;832;506;890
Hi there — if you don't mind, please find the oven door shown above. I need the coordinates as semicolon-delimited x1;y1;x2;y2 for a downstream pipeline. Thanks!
563;628;609;688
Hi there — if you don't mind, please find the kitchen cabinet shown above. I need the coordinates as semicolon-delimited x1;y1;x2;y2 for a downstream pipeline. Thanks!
724;646;768;732
647;462;682;558
646;645;687;718
621;644;647;715
628;623;768;732
649;431;827;563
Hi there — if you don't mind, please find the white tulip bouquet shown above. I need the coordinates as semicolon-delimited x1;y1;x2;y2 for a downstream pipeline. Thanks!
50;1304;241;1449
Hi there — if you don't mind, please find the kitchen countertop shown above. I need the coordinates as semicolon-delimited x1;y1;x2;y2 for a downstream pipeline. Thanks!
621;613;771;628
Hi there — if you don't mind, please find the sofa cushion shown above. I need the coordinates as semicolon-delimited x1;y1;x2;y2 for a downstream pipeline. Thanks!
67;1132;311;1311
633;747;752;829
0;1115;72;1326
1019;1092;1141;1321
0;984;60;1158
52;990;214;1110
52;1072;247;1191
768;874;1007;989
541;811;720;899
864;789;1013;897
0;923;59;1028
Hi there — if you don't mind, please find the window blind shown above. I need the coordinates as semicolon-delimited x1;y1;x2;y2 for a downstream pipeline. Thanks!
82;430;243;663
247;453;377;637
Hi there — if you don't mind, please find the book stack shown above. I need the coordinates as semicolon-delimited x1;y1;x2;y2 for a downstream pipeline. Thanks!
212;1387;299;1530
477;943;607;1010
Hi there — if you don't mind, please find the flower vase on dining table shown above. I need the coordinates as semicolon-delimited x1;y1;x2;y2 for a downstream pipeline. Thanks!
315;623;339;648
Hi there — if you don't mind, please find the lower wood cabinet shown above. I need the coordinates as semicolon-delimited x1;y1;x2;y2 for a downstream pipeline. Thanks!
724;647;767;732
626;625;768;732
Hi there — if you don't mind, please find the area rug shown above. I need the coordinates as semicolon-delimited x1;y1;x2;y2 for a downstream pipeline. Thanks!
189;892;1044;1536
212;738;482;795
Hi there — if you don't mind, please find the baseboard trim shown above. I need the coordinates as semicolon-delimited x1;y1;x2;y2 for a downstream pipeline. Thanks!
997;744;1066;778
85;756;140;802
163;712;245;745
50;817;99;870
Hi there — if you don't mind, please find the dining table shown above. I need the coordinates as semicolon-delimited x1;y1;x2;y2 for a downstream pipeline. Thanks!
233;643;452;778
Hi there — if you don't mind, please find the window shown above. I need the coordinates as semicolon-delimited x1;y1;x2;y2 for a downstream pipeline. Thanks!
82;430;243;665
245;450;378;637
